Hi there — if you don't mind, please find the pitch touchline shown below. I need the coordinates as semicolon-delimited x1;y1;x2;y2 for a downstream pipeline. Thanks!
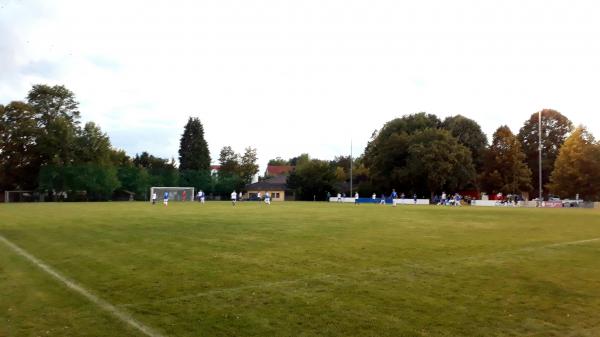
120;236;600;308
0;234;166;337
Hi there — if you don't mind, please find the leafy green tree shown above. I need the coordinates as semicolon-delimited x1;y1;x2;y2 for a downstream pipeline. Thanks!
0;101;39;190
287;156;336;200
178;117;210;171
74;122;112;165
268;157;289;166
218;146;239;176
518;109;573;196
27;84;81;166
404;129;476;198
442;115;488;170
133;152;179;187
239;147;259;184
363;113;441;193
482;126;532;195
548;127;600;200
180;169;212;194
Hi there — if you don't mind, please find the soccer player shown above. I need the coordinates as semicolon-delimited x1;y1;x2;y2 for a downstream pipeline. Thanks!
413;193;418;204
198;190;205;204
182;190;187;202
441;192;447;206
265;192;271;205
231;190;237;206
380;193;386;205
163;191;169;206
337;193;342;203
152;192;157;205
391;189;398;207
354;192;359;205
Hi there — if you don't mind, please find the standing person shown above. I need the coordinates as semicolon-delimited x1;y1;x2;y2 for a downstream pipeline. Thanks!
182;190;187;202
391;189;398;207
196;190;201;202
265;192;271;205
380;193;386;205
199;190;205;204
238;191;243;201
413;193;418;204
231;190;237;206
372;193;376;203
354;192;360;205
441;192;447;206
152;191;157;205
163;191;169;206
337;193;342;203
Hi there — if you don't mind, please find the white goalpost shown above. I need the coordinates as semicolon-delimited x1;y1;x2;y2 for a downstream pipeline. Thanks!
150;187;195;202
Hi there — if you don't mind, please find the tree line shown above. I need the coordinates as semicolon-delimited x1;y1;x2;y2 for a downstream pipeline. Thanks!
278;111;600;201
2;84;599;201
0;84;258;201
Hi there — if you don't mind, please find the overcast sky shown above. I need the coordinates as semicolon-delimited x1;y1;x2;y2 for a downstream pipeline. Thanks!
1;0;599;169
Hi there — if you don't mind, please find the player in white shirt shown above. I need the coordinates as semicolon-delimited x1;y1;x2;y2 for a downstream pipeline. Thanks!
337;193;342;203
231;191;237;206
264;192;271;205
354;192;359;205
198;190;205;204
152;192;157;205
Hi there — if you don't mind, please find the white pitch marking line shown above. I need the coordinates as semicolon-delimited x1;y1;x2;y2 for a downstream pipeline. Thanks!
0;234;165;337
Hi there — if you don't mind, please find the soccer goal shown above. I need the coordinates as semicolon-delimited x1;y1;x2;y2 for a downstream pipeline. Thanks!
4;190;36;203
150;187;195;202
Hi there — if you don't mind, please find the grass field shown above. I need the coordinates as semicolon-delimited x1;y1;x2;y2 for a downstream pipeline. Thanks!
1;202;599;337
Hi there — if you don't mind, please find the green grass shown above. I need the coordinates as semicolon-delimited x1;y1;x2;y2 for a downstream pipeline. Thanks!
1;202;599;337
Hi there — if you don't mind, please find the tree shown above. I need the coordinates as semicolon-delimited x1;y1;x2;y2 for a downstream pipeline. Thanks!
239;147;259;184
518;109;573;196
363;113;443;193
548;127;600;200
404;129;476;198
442;115;488;170
27;84;81;167
133;152;179;187
218;146;239;176
287;156;336;200
268;157;289;166
74;122;112;165
178;117;210;171
482;126;532;195
0;101;39;190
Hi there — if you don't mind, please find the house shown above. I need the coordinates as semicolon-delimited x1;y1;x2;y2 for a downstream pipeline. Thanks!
264;165;294;177
210;165;221;176
245;175;294;201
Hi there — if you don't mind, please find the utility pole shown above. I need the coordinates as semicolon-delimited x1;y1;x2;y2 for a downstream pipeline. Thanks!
538;110;543;203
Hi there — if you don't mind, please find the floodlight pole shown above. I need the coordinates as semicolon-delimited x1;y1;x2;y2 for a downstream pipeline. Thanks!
350;139;353;196
538;110;543;203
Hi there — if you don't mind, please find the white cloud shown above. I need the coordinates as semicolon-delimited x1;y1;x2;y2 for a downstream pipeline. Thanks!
1;0;599;168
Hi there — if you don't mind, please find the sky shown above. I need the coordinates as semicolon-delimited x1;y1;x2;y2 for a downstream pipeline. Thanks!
1;0;599;171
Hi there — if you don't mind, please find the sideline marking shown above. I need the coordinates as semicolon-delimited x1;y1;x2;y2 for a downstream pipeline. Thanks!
0;234;165;337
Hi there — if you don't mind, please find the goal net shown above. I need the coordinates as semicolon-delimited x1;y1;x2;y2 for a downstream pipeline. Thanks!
150;187;195;202
4;190;36;203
